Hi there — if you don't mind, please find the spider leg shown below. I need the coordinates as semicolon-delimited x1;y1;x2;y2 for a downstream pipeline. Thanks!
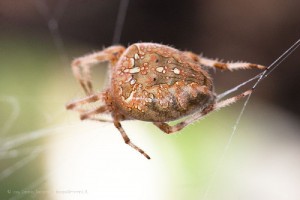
66;93;104;110
67;90;112;119
153;89;252;134
113;118;150;159
199;57;266;71
80;105;110;120
88;117;113;123
71;45;125;95
183;51;265;71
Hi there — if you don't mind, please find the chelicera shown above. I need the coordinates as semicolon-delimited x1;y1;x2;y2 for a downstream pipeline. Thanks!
66;43;266;159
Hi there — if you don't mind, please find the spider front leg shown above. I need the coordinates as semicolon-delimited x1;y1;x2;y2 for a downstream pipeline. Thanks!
66;91;113;122
72;45;125;95
66;93;104;110
153;89;252;134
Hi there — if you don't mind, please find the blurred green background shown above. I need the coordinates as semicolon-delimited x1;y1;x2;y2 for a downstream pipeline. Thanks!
1;1;300;200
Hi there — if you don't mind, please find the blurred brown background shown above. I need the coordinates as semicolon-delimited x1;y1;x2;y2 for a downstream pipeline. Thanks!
1;0;300;117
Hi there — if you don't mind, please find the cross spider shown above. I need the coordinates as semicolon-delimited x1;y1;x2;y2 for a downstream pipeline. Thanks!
66;43;266;159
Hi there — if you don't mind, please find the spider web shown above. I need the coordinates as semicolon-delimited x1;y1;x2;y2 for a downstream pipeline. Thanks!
1;0;74;198
1;1;300;200
202;39;300;199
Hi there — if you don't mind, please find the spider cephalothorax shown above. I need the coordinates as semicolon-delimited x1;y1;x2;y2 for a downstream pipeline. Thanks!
66;43;265;159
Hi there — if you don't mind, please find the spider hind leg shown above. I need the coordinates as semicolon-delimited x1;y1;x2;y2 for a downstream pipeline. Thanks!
153;89;252;134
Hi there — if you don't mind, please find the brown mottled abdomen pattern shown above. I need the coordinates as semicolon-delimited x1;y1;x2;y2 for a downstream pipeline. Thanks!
111;43;215;122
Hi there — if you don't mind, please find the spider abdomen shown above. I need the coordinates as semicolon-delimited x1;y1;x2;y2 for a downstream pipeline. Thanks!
112;43;215;122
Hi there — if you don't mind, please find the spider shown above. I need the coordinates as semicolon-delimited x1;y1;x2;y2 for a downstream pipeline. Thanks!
66;43;266;159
